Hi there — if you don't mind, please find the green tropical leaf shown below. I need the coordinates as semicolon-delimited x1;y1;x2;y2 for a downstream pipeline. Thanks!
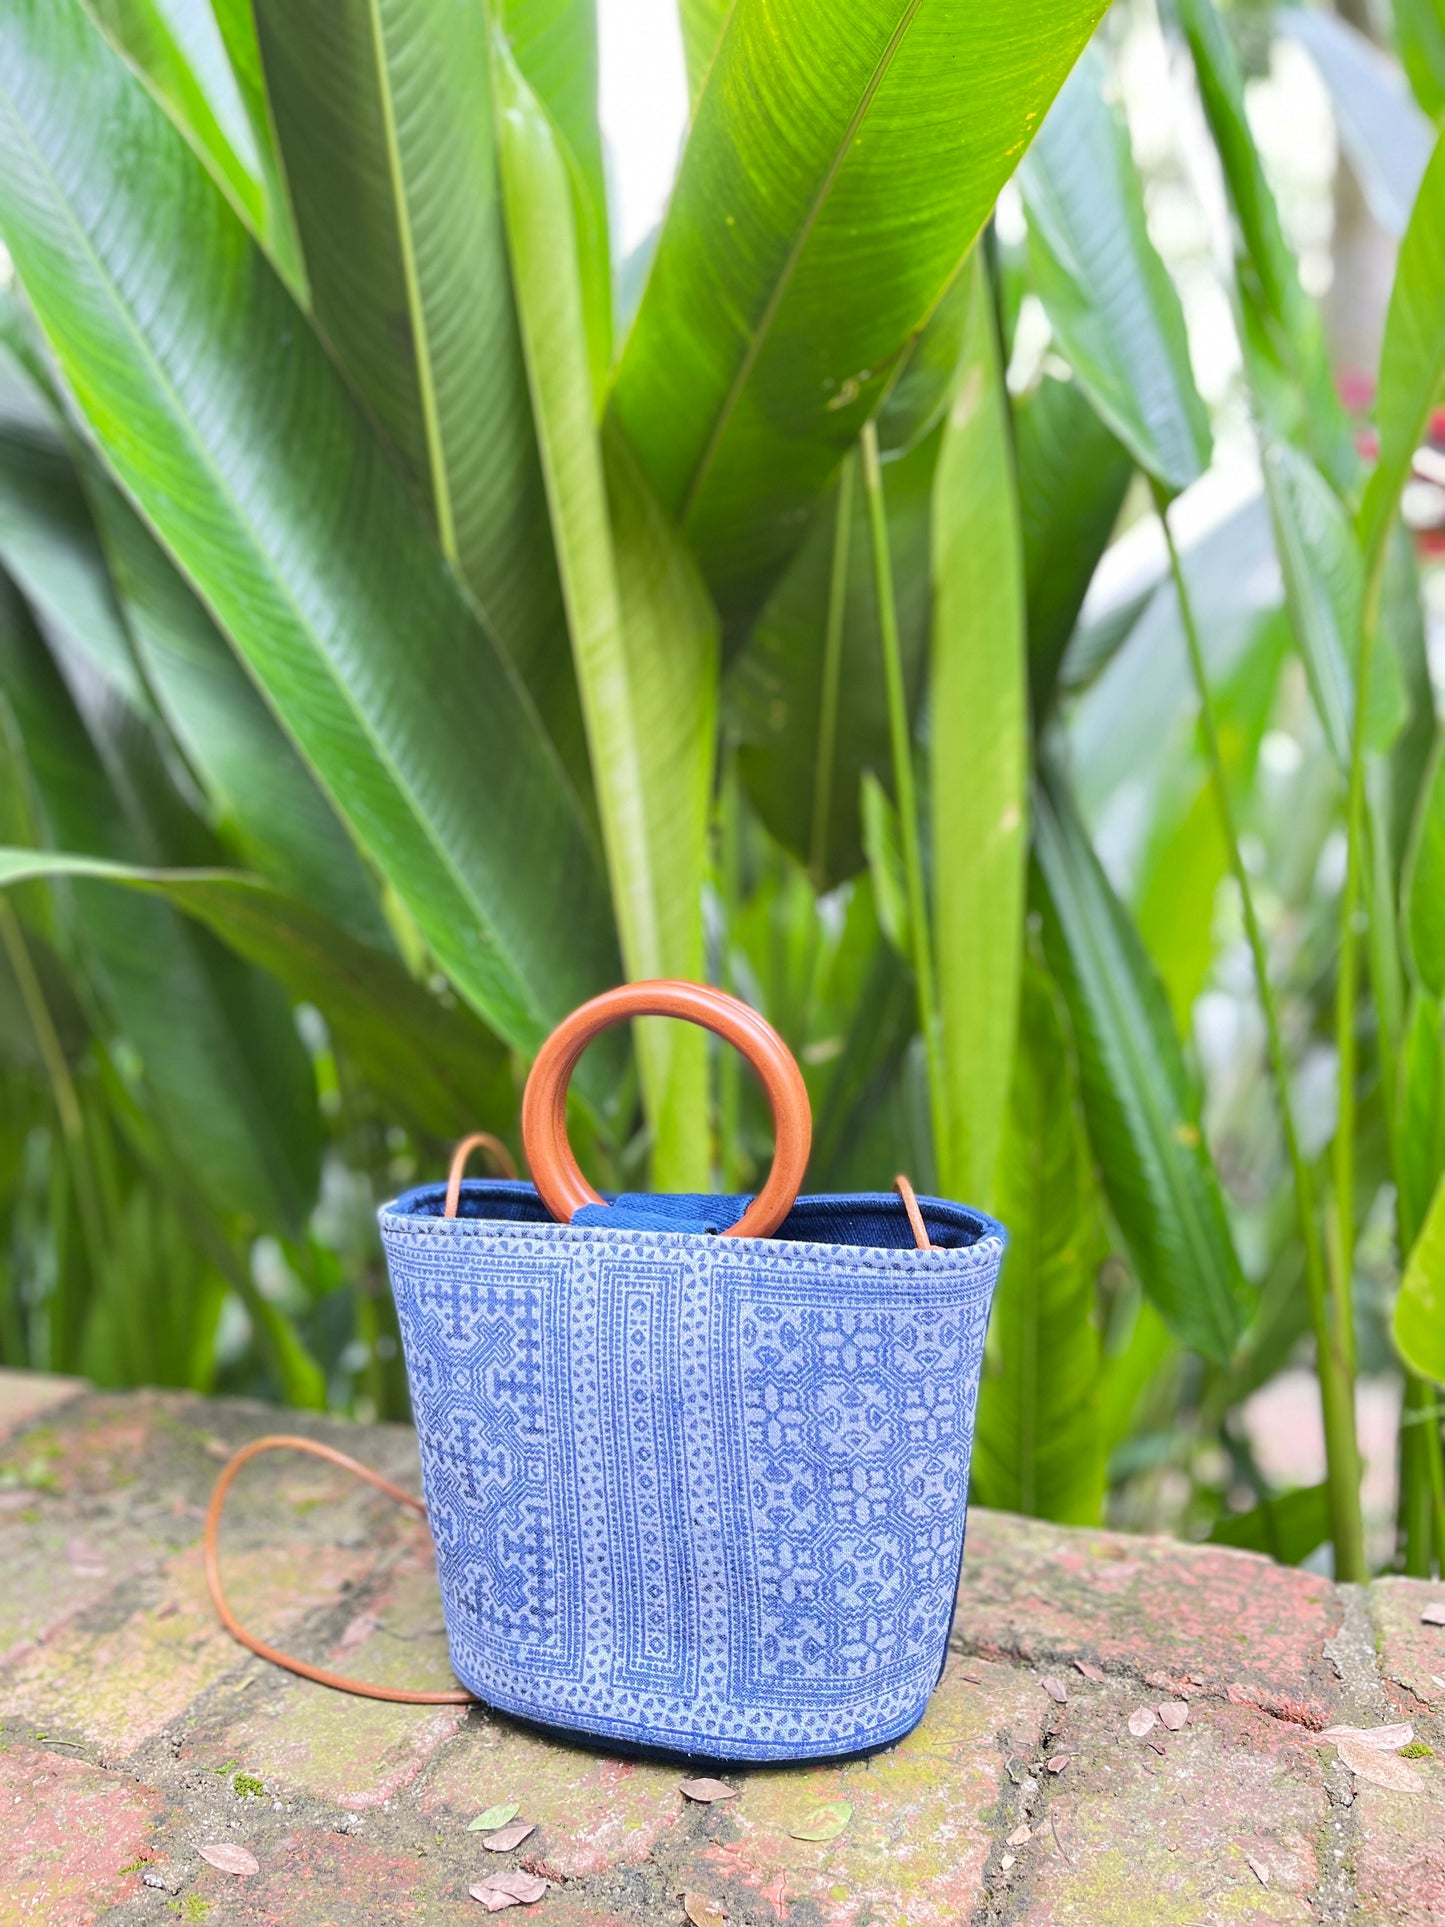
207;0;307;294
1278;10;1433;241
972;959;1105;1524
611;0;1107;619
249;0;587;782
0;336;387;946
875;259;973;460
1208;1481;1329;1565
1404;735;1445;998
0;582;320;1232
678;0;729;99
732;431;938;888
1020;42;1211;496
1263;441;1407;767
0;850;511;1141
930;255;1026;1208
1014;373;1133;715
1395;990;1445;1250
499;0;610;378
1393;0;1445;117
0;0;620;1067
1033;766;1248;1364
1359;128;1445;575
860;770;910;960
1395;1167;1445;1384
497;42;715;1185
1172;0;1354;490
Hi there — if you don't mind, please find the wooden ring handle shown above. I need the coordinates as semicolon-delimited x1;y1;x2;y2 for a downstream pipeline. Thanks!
521;980;811;1239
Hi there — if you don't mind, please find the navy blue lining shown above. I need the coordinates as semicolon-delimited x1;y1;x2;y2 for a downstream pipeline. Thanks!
388;1178;999;1253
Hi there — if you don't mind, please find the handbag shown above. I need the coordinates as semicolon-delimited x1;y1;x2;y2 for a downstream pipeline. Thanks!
206;981;1004;1763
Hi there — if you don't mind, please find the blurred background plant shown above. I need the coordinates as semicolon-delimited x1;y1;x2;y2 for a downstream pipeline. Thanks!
0;0;1442;1578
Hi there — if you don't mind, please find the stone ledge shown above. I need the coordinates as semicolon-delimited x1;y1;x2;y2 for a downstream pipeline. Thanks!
1;1377;1441;1926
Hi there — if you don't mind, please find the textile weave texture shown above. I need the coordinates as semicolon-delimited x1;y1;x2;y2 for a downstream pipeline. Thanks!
379;1183;1004;1760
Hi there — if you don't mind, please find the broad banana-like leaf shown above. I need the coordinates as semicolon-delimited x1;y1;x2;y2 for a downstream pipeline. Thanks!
860;770;910;961
875;260;974;460
498;0;609;374
0;427;147;708
1173;0;1355;492
972;959;1106;1525
1263;442;1407;768
1208;1482;1329;1564
1404;736;1445;998
678;0;729;99
1394;0;1445;117
0;349;387;949
87;0;270;248
82;465;392;951
930;255;1026;1209
248;0;587;784
732;431;938;887
0;0;620;1067
0;584;320;1232
497;44;715;1186
207;0;307;295
1395;1166;1445;1383
1395;990;1445;1249
1015;374;1132;715
1359;129;1445;575
1132;607;1289;1033
611;0;1107;619
1034;767;1249;1364
1278;9;1433;240
1020;43;1211;497
0;851;512;1141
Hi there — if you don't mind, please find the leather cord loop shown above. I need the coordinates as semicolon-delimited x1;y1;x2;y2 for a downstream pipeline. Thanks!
204;1435;476;1704
522;980;811;1239
894;1173;932;1251
443;1131;519;1219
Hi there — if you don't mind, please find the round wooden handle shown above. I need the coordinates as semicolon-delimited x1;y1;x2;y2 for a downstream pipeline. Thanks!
521;980;811;1239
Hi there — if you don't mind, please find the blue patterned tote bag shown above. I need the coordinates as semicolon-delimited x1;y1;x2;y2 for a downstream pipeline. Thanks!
205;981;1004;1763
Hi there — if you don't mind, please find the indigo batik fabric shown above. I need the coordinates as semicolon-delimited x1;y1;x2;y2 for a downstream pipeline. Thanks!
378;1184;1003;1761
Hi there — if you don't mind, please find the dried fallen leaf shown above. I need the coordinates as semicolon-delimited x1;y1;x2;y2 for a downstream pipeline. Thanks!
1041;1675;1068;1704
469;1871;547;1911
1432;1675;1445;1691
1421;1603;1445;1627
1074;1660;1106;1683
483;1822;536;1853
468;1803;521;1833
789;1801;852;1842
1335;1735;1426;1792
1157;1702;1189;1732
679;1778;737;1804
683;1895;727;1927
1046;1754;1071;1774
1245;1853;1270;1887
1319;1723;1413;1751
999;1852;1015;1871
1007;1825;1031;1847
1128;1707;1158;1738
958;1670;983;1684
197;1844;259;1877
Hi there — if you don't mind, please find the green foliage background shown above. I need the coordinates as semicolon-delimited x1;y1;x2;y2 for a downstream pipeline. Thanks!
0;0;1442;1578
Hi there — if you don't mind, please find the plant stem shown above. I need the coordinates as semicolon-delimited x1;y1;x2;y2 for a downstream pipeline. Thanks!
861;420;949;1170
809;453;854;889
1157;490;1365;1579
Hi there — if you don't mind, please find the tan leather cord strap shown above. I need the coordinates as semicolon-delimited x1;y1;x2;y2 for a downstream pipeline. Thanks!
443;1131;518;1218
521;980;811;1239
204;1435;475;1704
894;1174;931;1251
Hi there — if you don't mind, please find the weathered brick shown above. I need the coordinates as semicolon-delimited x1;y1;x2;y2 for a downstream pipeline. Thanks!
0;1540;373;1756
201;1550;468;1809
0;1740;159;1926
669;1655;1045;1927
1353;1577;1445;1927
1006;1695;1327;1925
0;1366;86;1443
958;1509;1342;1725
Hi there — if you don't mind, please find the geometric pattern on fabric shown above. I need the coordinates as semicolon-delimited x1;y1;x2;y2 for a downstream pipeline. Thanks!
380;1190;1002;1760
